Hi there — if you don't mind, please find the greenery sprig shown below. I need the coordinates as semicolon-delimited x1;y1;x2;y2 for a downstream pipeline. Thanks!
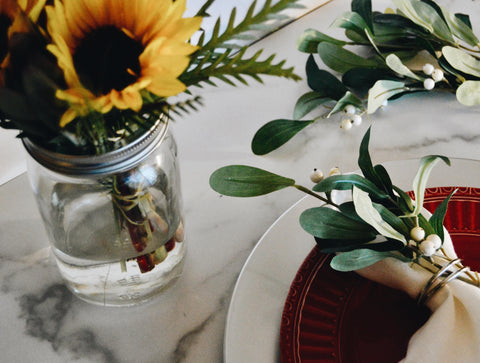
210;127;478;286
181;0;302;88
251;0;480;155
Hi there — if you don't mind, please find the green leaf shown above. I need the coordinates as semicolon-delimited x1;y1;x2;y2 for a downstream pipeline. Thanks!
440;6;479;47
442;46;480;78
353;187;407;243
429;189;456;241
306;55;347;100
372;202;410;236
317;42;382;74
392;185;414;215
297;28;347;53
342;68;399;96
385;54;422;81
358;127;388;193
251;119;314;155
331;11;369;34
393;0;454;43
314;236;377;253
327;91;363;117
351;0;373;32
457;81;480;106
209;165;295;197
367;80;406;114
373;164;394;196
300;207;376;240
313;174;389;199
293;91;333;119
409;155;451;216
330;249;392;271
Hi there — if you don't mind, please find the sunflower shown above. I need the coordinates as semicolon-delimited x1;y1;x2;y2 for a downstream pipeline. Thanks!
0;0;47;82
45;0;202;127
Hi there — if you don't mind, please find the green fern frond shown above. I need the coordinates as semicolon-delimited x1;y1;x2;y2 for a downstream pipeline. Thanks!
182;49;301;88
192;0;302;56
195;0;215;18
162;97;205;119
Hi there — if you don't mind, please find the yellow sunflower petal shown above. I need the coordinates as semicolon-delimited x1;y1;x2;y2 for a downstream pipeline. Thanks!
147;76;187;97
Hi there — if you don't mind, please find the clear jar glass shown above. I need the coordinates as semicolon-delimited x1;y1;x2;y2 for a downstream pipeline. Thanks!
23;119;185;306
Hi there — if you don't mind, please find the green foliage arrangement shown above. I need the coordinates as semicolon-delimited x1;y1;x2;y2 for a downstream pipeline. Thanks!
210;128;479;286
0;0;301;155
251;0;480;155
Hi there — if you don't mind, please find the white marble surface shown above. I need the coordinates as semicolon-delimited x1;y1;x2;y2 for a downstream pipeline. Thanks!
2;0;480;362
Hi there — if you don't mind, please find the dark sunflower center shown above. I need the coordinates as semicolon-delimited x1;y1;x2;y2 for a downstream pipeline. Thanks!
73;26;143;96
0;14;13;63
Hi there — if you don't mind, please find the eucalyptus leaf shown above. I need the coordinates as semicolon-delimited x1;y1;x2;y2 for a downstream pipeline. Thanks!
385;54;422;81
318;42;383;74
409;155;450;216
297;29;347;53
429;189;456;241
209;165;295;197
457;81;480;106
353;187;407;243
293;91;333;119
300;207;376;240
442;46;480;78
327;91;363;117
313;174;389;199
367;80;406;114
251;119;314;155
330;249;392;272
306;55;347;100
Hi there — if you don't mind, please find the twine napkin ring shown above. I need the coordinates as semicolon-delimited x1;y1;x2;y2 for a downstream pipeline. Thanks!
417;258;469;306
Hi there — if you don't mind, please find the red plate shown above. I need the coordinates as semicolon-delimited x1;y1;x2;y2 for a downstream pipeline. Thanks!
280;187;480;363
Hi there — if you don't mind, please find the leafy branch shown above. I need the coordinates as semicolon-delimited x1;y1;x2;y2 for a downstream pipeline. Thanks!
251;0;480;155
181;48;300;88
210;127;479;288
183;0;303;88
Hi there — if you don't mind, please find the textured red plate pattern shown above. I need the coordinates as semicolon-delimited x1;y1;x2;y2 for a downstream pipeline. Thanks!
280;187;480;363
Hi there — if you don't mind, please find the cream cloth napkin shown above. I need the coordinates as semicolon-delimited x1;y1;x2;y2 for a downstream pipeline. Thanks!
356;231;480;362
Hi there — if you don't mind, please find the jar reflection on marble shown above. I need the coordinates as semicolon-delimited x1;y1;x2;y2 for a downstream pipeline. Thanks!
23;119;186;306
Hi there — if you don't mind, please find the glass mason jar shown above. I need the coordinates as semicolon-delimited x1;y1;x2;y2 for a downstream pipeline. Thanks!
23;118;185;306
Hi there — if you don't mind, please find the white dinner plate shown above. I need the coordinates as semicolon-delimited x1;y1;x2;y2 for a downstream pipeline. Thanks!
223;158;480;362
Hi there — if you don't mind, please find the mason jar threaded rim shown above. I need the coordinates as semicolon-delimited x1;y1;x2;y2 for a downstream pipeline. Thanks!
22;115;169;176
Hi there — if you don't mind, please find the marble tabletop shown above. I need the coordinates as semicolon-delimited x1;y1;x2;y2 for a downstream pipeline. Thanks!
2;0;480;362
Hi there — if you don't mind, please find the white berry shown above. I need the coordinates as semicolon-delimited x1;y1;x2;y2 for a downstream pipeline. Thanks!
344;104;356;115
340;118;353;130
423;63;434;75
328;167;341;176
432;69;444;82
419;240;436;257
352;114;362;126
425;234;442;249
410;226;425;242
424;78;435;90
310;168;324;183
